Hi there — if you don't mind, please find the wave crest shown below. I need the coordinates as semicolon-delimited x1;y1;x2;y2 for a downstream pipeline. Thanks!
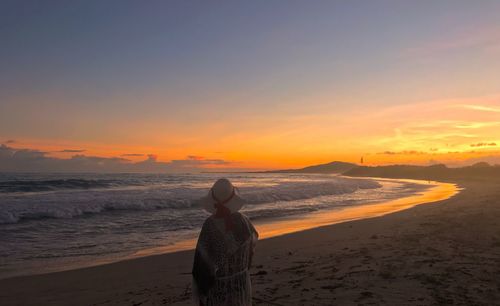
0;176;381;225
0;178;133;193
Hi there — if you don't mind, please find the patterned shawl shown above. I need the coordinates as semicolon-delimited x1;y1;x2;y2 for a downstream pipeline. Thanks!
192;212;258;306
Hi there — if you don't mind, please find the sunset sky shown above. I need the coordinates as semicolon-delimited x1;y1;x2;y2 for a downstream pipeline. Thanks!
1;1;500;172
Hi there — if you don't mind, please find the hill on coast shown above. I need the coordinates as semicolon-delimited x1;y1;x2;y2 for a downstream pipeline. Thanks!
267;160;500;181
266;161;358;174
343;162;500;181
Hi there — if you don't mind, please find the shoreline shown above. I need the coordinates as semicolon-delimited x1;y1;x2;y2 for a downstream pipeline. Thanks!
1;178;455;280
122;178;457;261
3;178;499;305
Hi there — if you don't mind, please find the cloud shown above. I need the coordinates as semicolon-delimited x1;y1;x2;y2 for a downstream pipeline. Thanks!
462;105;500;113
377;151;397;155
121;153;145;157
146;154;158;161
355;96;500;157
453;121;500;129
170;157;230;168
470;142;497;147
0;144;231;173
377;150;427;155
4;139;16;144
406;26;500;57
187;155;204;160
58;149;86;153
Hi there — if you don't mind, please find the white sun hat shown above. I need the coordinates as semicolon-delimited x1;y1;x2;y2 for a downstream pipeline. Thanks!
200;178;246;214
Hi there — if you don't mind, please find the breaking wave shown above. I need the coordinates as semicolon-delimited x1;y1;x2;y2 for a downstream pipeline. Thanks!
0;176;381;225
0;178;130;193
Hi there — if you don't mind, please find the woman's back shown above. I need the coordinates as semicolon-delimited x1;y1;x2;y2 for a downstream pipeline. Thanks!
202;213;256;277
192;178;258;306
193;213;257;306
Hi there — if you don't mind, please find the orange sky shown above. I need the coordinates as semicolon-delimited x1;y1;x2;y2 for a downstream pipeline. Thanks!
2;2;500;171
6;95;499;170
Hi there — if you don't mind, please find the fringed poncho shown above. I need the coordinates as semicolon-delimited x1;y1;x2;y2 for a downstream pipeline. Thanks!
192;212;258;306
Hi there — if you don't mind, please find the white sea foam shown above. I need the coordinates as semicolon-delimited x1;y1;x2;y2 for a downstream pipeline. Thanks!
0;175;380;224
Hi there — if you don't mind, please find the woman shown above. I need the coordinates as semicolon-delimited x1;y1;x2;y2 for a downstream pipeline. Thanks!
192;178;258;306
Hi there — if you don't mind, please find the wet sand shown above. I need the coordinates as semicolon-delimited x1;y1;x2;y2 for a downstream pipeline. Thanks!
1;179;500;305
132;179;456;257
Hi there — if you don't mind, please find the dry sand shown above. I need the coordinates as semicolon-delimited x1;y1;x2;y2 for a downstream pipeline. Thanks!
1;178;500;305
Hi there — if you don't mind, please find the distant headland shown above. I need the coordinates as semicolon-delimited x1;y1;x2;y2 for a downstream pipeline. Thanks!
264;160;500;181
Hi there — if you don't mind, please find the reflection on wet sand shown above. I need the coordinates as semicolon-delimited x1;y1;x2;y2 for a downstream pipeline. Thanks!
134;179;458;257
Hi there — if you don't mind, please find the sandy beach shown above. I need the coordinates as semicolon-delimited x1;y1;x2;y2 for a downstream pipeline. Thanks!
3;2;499;305
1;178;499;305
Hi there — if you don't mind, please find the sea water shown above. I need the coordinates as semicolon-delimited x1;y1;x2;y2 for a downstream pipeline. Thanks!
0;172;429;279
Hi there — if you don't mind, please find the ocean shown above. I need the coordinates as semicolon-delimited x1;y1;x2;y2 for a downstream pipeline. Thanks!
0;172;430;279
